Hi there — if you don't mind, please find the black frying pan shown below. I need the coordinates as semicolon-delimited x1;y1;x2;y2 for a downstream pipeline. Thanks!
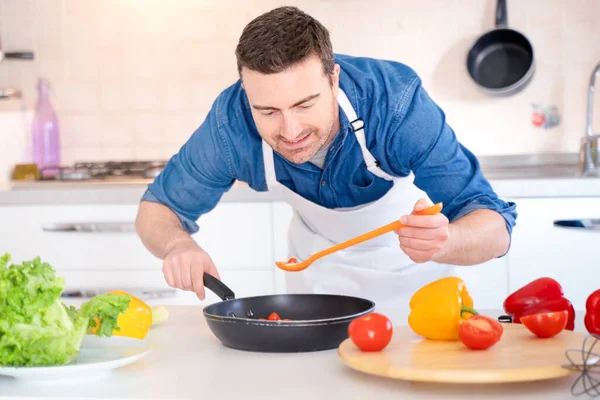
467;0;534;96
201;273;375;352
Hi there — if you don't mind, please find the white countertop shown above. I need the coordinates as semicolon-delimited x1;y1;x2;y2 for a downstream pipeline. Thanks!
0;306;591;400
0;180;283;205
0;177;599;206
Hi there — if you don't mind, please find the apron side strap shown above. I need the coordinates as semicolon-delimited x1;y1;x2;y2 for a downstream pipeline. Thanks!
353;125;395;182
367;164;395;181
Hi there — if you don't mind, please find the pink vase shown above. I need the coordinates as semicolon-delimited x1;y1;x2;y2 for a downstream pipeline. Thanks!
32;78;61;176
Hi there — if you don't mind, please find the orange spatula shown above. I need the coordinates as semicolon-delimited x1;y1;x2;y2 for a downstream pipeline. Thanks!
275;202;443;272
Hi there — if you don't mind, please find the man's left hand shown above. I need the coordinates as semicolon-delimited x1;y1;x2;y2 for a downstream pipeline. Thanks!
394;198;450;263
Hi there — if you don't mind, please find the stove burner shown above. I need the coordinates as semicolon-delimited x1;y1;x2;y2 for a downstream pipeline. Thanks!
39;160;167;181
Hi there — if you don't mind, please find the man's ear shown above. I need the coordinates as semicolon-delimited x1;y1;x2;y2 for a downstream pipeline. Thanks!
332;64;340;85
331;63;341;95
239;68;245;90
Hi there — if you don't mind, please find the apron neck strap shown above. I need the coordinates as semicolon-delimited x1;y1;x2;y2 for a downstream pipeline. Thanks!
262;140;277;190
337;89;394;181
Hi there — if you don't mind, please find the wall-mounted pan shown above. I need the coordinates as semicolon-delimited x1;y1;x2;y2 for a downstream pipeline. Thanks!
467;0;534;96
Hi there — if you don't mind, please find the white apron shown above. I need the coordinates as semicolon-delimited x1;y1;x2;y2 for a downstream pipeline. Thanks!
262;89;454;320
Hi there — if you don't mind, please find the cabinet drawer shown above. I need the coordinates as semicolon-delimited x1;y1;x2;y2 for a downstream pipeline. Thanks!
191;202;274;270
0;202;273;271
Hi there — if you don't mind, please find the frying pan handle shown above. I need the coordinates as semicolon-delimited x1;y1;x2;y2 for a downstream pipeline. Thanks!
498;315;512;323
203;273;235;301
496;0;508;28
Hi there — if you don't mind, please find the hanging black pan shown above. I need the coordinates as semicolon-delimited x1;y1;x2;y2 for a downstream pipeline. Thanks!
467;0;534;96
201;273;375;352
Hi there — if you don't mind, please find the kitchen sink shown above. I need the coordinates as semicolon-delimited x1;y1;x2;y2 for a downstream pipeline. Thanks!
481;164;584;180
477;153;597;180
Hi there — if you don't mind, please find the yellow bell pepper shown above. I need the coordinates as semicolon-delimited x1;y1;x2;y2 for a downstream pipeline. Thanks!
408;277;478;341
91;290;153;339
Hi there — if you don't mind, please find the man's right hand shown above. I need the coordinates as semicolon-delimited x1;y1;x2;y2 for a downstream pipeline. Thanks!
162;239;220;300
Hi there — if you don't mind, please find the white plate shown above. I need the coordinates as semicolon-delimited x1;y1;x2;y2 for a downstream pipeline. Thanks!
0;335;151;383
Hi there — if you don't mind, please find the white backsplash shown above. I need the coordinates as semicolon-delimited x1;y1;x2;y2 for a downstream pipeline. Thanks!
0;0;599;165
0;110;33;189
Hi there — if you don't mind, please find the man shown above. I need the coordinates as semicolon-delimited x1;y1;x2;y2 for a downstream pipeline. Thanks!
135;6;517;307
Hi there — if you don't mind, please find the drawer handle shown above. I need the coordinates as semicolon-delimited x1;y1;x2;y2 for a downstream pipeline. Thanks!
42;222;136;233
554;219;600;230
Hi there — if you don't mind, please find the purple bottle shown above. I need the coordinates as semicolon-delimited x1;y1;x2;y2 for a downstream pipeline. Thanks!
32;78;61;176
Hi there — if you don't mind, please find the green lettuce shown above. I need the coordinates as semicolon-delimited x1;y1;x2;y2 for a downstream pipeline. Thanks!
0;253;131;367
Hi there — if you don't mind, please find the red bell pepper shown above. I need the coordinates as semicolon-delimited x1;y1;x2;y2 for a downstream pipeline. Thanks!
584;289;600;336
502;277;575;331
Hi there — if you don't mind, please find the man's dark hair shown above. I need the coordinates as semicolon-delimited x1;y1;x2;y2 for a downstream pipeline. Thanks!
235;6;335;82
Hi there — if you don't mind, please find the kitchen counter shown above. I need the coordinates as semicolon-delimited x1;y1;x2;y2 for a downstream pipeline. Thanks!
0;180;285;205
2;153;600;204
0;306;592;400
1;176;600;206
0;153;600;206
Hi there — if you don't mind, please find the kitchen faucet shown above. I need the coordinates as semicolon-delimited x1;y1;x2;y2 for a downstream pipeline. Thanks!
581;61;600;176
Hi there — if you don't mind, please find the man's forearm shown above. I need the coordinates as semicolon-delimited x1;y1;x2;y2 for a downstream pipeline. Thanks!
135;201;195;260
432;209;510;265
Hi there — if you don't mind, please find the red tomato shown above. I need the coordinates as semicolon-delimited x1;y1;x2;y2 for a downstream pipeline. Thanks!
459;315;503;350
288;257;298;264
348;313;393;352
268;312;280;321
520;310;568;338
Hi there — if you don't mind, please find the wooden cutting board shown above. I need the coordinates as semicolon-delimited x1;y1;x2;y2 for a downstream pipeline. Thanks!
338;323;594;383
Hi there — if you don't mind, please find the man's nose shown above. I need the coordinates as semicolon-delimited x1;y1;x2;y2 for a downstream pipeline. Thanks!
281;114;302;140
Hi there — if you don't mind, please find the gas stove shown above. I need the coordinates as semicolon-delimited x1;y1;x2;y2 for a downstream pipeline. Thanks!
39;160;168;181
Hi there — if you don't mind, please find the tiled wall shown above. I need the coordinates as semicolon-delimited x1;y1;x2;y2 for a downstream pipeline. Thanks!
0;0;599;165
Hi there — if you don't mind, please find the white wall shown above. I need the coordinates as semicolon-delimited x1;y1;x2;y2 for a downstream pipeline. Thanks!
0;0;599;166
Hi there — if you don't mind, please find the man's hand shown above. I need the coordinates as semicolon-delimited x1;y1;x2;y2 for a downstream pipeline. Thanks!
394;198;450;263
162;238;221;300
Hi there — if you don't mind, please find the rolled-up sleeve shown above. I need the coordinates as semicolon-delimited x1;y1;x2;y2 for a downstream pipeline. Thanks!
141;101;236;233
383;78;517;237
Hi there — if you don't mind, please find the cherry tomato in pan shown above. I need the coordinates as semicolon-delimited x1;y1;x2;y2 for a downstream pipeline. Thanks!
258;312;293;321
268;312;281;321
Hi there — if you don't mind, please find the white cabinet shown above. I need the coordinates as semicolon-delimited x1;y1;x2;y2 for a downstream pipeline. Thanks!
0;202;276;297
0;204;156;271
191;202;274;271
452;258;509;311
505;197;600;311
5;193;598;310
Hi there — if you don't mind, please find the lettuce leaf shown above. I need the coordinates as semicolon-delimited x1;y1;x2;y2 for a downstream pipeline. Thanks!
0;253;130;367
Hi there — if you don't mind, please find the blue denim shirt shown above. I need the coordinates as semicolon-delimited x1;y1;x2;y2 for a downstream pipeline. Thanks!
142;54;517;238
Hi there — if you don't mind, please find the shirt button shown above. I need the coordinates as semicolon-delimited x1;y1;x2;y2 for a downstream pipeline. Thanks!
321;180;326;186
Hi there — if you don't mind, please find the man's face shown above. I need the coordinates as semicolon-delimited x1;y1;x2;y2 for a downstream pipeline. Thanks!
241;54;340;164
